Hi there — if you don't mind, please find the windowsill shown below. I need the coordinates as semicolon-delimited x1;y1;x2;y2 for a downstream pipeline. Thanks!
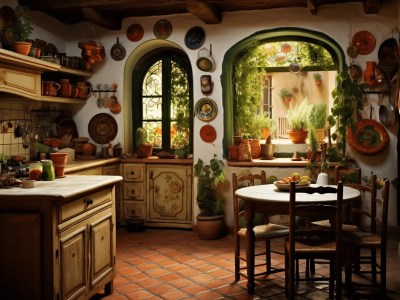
227;157;309;167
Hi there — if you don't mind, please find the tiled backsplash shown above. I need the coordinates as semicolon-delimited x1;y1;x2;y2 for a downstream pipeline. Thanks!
0;102;32;161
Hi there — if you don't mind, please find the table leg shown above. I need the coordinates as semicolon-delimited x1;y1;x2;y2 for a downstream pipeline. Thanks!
245;204;256;294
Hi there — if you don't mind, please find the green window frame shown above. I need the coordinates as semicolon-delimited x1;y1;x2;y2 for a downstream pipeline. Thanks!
132;48;193;154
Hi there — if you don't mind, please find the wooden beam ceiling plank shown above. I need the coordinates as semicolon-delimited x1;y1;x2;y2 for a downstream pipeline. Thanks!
306;0;317;15
80;7;121;31
186;0;222;24
363;0;381;14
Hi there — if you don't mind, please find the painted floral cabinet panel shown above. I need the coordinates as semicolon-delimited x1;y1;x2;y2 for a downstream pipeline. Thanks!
147;164;192;228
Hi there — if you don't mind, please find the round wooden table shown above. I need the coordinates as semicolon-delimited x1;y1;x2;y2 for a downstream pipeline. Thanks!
235;183;361;294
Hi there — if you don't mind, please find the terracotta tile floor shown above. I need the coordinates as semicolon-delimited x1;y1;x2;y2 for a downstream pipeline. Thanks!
93;226;400;299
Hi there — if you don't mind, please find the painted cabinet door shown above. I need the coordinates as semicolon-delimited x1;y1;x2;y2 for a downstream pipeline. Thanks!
147;164;192;228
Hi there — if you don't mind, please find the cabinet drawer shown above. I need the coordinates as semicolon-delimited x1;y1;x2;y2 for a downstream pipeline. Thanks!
0;67;40;98
60;188;111;223
123;201;146;220
123;164;145;181
123;183;145;200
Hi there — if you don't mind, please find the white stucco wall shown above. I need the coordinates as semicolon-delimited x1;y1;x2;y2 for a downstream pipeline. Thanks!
4;0;399;227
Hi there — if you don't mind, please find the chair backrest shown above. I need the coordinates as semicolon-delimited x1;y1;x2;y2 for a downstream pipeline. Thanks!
288;182;343;254
334;166;362;184
232;171;267;232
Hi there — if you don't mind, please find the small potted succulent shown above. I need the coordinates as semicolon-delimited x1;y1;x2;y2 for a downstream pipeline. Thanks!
135;127;153;158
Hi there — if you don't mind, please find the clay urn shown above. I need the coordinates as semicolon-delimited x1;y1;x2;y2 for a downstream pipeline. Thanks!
82;143;96;156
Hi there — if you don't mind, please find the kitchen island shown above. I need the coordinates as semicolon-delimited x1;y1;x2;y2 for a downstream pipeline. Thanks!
0;175;122;300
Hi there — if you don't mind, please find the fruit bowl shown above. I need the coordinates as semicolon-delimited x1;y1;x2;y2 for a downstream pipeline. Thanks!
273;181;310;191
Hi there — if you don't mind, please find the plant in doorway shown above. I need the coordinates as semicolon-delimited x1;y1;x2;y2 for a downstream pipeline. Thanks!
286;97;312;144
194;155;226;240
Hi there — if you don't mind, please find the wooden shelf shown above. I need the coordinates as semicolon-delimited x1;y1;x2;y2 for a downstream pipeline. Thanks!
0;48;92;104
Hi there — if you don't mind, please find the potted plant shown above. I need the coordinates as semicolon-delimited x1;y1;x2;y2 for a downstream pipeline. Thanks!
308;103;327;142
286;97;312;143
313;73;322;85
328;71;366;157
135;127;153;158
4;6;33;55
280;88;294;105
247;112;274;159
194;155;226;240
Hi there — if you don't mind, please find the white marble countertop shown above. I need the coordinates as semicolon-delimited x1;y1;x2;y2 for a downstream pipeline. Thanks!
0;175;122;199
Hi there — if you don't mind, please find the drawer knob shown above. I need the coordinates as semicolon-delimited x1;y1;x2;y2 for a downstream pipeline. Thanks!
84;198;94;205
130;171;135;175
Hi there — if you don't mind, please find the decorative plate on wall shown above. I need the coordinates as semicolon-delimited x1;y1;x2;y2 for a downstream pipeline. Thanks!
185;26;205;49
153;19;172;39
346;119;389;155
200;124;217;143
126;23;144;42
88;113;118;144
195;98;218;122
352;31;376;55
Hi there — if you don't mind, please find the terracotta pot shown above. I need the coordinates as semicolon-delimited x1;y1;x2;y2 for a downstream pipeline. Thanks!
227;145;239;161
53;163;66;177
50;153;68;165
136;144;153;158
196;215;226;240
81;143;96;156
13;41;32;56
288;129;308;144
250;139;261;159
261;128;271;140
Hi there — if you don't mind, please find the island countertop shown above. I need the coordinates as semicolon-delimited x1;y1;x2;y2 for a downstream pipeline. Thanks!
0;175;122;199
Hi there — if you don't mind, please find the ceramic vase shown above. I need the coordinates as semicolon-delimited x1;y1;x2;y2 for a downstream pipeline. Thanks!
364;61;377;87
238;139;252;161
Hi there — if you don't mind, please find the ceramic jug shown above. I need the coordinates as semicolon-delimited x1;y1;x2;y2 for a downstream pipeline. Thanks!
75;82;91;99
42;81;61;97
59;79;72;98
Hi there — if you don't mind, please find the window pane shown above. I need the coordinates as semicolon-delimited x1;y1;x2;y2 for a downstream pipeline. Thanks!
143;60;162;96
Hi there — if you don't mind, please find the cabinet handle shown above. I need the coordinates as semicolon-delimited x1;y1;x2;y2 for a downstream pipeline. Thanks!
131;190;135;194
84;198;93;205
130;171;135;175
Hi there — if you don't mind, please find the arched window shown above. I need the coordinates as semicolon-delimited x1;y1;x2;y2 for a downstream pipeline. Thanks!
132;48;193;154
222;27;346;157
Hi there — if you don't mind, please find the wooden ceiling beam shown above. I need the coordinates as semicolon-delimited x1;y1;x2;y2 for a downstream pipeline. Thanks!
186;0;222;24
80;7;121;31
306;0;317;15
363;0;381;14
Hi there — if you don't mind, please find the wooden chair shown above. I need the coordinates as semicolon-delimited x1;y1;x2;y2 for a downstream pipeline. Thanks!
343;177;390;298
232;171;288;282
285;182;343;299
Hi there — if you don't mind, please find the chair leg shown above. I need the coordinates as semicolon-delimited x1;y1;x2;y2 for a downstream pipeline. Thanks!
266;239;271;273
371;248;377;285
234;236;240;282
329;259;334;299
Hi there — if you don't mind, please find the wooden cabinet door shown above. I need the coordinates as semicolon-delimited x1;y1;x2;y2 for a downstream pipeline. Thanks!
147;165;192;227
0;213;42;300
60;224;88;300
89;213;114;287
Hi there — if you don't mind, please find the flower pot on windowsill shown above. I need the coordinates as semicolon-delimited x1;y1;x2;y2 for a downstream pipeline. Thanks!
288;129;308;144
227;145;240;161
136;144;153;158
